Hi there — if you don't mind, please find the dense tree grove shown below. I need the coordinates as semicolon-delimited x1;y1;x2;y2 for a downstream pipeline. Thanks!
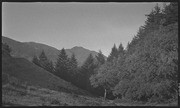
54;48;81;87
90;2;178;103
90;44;125;99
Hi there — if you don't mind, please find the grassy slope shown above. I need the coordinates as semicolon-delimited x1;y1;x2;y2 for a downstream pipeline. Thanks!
2;79;113;106
2;54;93;96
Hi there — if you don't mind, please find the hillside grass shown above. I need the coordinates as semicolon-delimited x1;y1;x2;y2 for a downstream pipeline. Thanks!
2;75;110;106
3;81;177;106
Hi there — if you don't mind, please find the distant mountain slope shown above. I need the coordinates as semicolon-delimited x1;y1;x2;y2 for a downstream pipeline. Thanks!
66;46;99;65
2;36;106;65
2;53;93;96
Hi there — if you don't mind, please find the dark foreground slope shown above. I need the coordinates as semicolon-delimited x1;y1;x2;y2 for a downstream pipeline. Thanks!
2;54;93;96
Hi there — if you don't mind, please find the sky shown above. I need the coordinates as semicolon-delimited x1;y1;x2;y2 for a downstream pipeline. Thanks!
2;2;165;56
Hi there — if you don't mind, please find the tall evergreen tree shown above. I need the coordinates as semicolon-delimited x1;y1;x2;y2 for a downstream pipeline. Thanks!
162;2;178;26
118;43;125;57
144;4;163;31
107;44;118;62
69;53;78;70
80;54;96;90
39;50;51;70
68;53;78;82
55;48;69;80
95;50;105;66
39;50;48;64
81;54;95;75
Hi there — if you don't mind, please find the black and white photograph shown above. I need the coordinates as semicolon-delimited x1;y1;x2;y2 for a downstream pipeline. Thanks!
2;1;178;106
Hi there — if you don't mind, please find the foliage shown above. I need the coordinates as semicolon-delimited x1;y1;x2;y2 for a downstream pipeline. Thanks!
90;62;118;90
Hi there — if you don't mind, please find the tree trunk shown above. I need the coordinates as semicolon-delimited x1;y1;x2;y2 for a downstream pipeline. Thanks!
104;89;107;100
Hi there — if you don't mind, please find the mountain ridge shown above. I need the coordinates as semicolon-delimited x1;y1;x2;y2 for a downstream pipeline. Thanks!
2;36;106;66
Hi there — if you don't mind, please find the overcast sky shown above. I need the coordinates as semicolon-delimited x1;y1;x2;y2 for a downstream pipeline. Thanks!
2;2;164;56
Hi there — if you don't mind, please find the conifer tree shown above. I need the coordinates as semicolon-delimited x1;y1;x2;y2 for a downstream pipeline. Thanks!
95;50;105;66
81;54;95;75
144;4;163;30
69;53;78;70
80;54;96;89
162;2;178;26
38;50;50;70
68;53;78;82
55;48;69;80
118;43;124;57
39;50;48;64
107;44;118;62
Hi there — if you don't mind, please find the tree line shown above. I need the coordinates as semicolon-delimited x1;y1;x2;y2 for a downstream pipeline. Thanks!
32;47;106;95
